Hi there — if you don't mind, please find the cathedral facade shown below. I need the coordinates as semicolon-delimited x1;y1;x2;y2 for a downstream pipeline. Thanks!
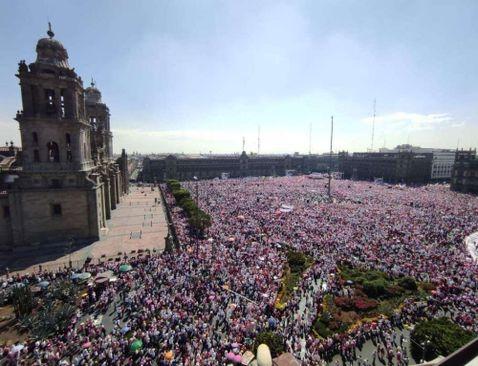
0;26;128;249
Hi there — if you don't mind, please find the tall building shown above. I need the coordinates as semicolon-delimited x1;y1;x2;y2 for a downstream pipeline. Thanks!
0;25;128;249
451;149;478;194
338;151;433;184
141;152;339;182
379;144;455;181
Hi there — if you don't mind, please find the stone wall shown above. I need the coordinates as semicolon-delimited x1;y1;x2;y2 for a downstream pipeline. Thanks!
0;196;13;248
9;188;97;246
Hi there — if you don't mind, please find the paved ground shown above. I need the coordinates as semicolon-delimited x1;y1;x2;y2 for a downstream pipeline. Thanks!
3;185;168;275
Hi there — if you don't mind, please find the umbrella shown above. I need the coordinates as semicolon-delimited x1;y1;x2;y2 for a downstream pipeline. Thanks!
226;352;236;361
241;351;255;365
95;277;109;284
96;270;114;279
164;350;174;360
233;354;242;363
38;281;50;288
71;272;91;281
272;353;300;366
119;264;133;273
11;344;24;353
30;286;41;294
130;339;143;352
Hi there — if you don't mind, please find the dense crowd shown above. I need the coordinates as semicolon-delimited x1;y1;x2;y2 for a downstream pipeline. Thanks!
0;177;477;365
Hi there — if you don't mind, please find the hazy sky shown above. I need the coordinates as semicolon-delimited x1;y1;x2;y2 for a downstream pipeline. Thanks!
1;0;477;154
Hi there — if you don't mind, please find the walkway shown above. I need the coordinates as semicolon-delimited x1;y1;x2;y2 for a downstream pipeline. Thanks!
4;185;168;275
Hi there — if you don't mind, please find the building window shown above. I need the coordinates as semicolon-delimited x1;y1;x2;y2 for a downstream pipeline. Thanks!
47;141;60;162
65;133;71;145
44;89;56;114
3;206;10;219
50;179;62;188
32;132;38;145
33;149;40;162
60;90;66;118
51;204;62;216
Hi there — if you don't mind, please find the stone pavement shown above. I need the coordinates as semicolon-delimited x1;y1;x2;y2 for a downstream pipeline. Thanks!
4;185;168;275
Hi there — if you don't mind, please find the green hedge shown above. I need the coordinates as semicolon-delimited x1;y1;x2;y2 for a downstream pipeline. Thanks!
411;318;475;361
398;276;418;291
168;181;211;232
362;279;388;298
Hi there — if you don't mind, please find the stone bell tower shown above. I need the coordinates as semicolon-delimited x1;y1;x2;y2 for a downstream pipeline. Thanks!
8;24;105;247
16;23;93;172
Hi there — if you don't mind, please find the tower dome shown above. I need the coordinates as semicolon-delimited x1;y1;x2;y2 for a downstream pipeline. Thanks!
85;79;102;103
35;23;70;68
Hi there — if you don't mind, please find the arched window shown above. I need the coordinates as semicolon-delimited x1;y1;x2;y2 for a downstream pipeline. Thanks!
33;149;40;162
46;141;60;162
32;132;38;145
65;133;71;145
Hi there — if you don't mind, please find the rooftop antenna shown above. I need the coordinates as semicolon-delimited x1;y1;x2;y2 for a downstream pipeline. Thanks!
371;99;376;151
257;126;260;155
308;122;312;155
242;136;245;152
47;21;54;39
91;77;95;87
328;116;334;201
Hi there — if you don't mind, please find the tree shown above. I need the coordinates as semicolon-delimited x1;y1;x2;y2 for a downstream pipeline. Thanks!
173;188;191;202
188;211;212;233
411;318;475;362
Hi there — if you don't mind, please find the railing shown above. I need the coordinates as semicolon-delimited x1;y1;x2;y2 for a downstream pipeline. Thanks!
436;337;478;366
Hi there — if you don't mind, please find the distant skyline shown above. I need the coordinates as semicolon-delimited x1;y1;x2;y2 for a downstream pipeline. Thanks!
1;0;477;154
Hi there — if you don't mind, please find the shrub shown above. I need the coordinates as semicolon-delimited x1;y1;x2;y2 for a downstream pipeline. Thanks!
398;276;418;291
353;296;379;311
411;318;475;362
21;302;76;340
11;286;35;319
334;296;354;311
287;251;307;273
254;331;285;358
362;279;388;298
314;319;332;338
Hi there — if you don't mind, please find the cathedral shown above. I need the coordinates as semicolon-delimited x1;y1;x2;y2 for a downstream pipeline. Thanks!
0;25;128;249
